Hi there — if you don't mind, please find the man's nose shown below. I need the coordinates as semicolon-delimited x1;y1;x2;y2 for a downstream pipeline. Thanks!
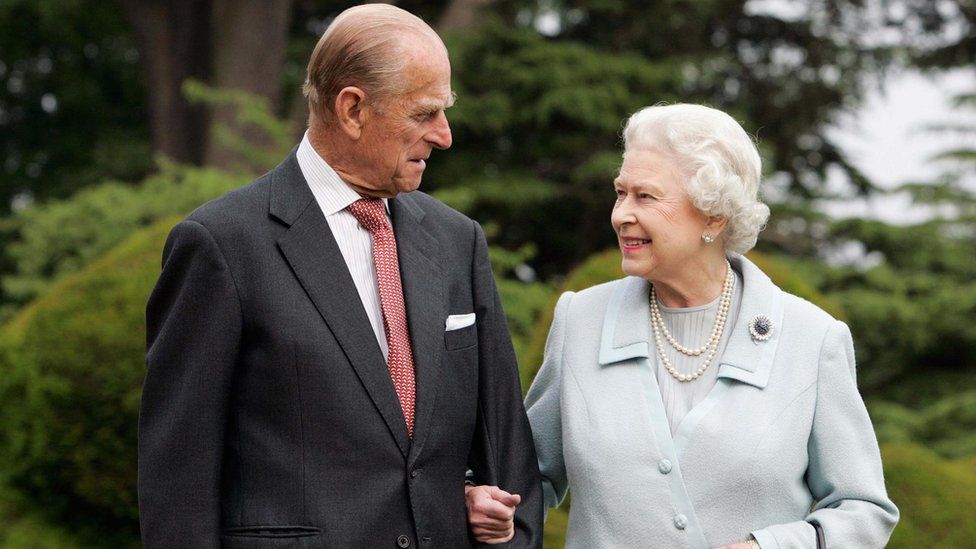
427;111;452;150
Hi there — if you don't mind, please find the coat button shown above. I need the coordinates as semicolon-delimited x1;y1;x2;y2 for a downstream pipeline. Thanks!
658;459;672;474
674;514;688;530
397;534;411;547
410;469;421;479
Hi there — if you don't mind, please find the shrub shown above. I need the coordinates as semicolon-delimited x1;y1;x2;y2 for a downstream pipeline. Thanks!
883;443;976;547
1;163;244;317
0;218;176;546
0;484;94;549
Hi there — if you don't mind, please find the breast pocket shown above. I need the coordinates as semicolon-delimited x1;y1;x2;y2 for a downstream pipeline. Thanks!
444;323;477;351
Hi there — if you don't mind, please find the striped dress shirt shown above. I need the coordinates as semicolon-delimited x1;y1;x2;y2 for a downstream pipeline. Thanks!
296;132;390;360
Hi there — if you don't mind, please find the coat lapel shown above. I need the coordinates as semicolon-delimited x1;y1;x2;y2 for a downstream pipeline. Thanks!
714;254;784;389
597;276;651;366
390;194;447;465
270;152;411;457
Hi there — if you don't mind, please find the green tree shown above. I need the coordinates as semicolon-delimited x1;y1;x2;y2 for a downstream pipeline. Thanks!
0;0;151;211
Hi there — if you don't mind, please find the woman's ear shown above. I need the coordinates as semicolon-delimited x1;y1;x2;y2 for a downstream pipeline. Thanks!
705;215;730;239
333;86;368;139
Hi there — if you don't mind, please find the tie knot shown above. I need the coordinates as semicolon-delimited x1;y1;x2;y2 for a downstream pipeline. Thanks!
347;198;389;234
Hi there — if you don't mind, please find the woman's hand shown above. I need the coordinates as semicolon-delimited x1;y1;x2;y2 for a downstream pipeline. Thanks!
464;484;522;543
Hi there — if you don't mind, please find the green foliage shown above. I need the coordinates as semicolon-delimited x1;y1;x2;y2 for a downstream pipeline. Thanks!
872;391;976;459
1;163;244;317
542;506;570;549
883;444;976;548
0;219;175;547
815;182;976;394
182;79;295;171
484;224;556;371
0;0;151;211
0;484;94;549
489;0;904;198
430;21;684;278
831;276;976;390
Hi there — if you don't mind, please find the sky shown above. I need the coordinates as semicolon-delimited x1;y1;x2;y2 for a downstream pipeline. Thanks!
823;68;976;223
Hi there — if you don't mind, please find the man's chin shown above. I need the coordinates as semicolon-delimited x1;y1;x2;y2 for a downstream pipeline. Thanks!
395;179;424;194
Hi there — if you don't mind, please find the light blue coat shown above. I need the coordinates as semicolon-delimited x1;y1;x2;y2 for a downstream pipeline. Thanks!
525;254;898;548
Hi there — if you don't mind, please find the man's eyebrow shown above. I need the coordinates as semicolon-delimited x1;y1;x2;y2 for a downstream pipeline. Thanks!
417;94;455;113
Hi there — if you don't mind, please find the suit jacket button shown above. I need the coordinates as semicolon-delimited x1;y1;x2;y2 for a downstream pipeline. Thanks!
397;534;411;547
674;514;688;530
410;469;421;478
658;459;672;474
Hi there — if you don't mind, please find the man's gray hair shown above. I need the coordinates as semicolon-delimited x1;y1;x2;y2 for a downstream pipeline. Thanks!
303;4;444;121
622;103;770;254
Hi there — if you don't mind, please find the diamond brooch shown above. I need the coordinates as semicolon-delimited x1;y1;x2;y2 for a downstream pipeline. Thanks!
748;314;774;343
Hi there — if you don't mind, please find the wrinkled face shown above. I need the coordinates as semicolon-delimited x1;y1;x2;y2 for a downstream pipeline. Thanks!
355;48;454;197
610;148;708;282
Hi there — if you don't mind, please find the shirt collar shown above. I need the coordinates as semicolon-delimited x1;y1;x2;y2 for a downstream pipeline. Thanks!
296;131;389;216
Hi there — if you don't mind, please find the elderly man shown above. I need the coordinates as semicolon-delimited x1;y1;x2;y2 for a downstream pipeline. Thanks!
138;4;542;548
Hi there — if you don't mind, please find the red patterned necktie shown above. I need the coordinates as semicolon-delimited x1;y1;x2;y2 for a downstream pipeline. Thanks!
346;198;416;437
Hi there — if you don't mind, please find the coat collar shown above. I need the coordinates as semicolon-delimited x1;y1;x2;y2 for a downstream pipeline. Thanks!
597;253;784;389
269;147;315;227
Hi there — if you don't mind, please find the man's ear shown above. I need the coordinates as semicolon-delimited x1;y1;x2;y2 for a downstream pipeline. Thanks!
333;86;368;139
705;215;729;238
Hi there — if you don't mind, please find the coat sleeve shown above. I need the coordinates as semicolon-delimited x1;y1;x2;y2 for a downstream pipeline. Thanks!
139;219;243;548
524;291;574;512
750;321;899;549
466;220;544;549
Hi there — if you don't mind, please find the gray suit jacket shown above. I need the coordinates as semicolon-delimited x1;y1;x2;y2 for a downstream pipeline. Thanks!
139;151;542;548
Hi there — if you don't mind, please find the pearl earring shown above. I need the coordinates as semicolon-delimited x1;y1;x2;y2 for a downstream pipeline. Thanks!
702;232;714;244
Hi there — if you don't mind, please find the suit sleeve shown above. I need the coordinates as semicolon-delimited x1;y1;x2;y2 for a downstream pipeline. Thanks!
524;291;574;512
466;220;544;548
139;219;243;548
750;321;899;549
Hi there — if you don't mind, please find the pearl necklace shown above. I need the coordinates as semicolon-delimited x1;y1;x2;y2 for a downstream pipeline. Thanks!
649;260;734;382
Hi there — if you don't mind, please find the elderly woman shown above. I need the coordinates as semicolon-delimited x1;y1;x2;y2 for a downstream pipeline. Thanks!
466;104;898;548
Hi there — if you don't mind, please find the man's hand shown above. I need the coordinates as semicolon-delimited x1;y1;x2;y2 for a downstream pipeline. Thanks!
465;484;521;544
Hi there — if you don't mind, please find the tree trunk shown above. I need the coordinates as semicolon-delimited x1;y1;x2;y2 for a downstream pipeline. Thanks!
206;0;293;169
121;0;211;165
437;0;493;33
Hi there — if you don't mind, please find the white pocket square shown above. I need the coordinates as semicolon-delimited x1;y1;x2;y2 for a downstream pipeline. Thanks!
445;313;476;331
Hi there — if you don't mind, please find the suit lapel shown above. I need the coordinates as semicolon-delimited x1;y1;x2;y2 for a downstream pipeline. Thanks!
390;194;447;465
271;153;411;457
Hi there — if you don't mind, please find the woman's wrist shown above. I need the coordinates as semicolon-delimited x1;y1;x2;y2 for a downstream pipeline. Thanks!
747;537;761;549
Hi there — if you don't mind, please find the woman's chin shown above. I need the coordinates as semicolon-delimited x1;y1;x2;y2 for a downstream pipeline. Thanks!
619;258;651;280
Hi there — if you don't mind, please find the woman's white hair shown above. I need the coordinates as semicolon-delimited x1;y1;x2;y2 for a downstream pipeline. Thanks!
622;103;770;254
